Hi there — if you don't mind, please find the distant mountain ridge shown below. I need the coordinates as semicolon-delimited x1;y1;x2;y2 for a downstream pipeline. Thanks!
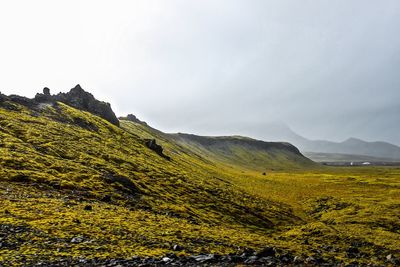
257;123;400;160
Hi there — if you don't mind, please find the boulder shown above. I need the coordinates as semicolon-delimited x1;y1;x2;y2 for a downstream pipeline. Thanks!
145;139;163;154
42;87;50;95
34;87;53;103
145;139;171;160
172;244;183;251
256;247;276;257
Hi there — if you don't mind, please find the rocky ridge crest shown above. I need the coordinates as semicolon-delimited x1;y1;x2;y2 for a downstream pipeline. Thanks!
35;85;119;126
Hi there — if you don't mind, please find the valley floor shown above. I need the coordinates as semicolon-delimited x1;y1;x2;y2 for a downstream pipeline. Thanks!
1;166;399;266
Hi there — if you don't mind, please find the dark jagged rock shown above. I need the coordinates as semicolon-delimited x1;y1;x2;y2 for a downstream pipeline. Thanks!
119;114;147;125
145;139;171;160
33;85;120;126
8;95;36;108
256;246;276;257
146;139;163;154
43;87;50;95
34;87;52;103
53;85;119;126
0;92;5;102
35;87;53;102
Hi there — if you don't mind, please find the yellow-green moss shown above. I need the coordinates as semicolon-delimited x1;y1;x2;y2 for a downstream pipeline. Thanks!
0;102;399;265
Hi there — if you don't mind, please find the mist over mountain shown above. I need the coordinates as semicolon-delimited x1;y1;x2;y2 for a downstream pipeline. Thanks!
245;122;400;160
1;1;400;145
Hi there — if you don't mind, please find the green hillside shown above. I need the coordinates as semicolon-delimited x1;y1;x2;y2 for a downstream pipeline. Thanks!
170;133;315;171
0;92;399;266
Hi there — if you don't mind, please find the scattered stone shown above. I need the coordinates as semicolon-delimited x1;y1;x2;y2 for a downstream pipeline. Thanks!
293;255;304;264
259;256;278;266
229;255;242;263
84;205;93;211
244;255;259;264
256;246;276;257
101;195;112;203
346;246;360;258
78;258;87;264
192;254;215;263
386;254;399;264
240;247;256;257
161;257;172;263
305;256;317;264
70;236;84;243
8;249;347;266
172;244;183;251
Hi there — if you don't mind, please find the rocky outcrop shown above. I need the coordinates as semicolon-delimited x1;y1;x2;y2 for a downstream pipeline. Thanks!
54;85;119;126
119;114;147;125
34;85;120;126
7;95;36;108
145;139;170;160
34;87;53;103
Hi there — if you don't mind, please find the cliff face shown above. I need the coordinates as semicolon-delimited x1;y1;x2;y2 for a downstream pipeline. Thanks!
34;84;120;126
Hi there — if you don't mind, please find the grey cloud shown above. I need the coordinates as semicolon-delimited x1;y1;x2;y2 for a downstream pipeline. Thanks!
1;0;399;145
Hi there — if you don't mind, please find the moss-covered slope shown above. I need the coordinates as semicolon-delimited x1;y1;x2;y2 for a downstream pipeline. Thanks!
119;119;315;172
0;93;399;266
1;99;301;226
0;96;302;264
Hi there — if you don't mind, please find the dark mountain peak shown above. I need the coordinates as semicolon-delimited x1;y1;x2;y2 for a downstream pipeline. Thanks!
54;85;119;126
69;84;86;95
33;85;120;126
58;84;94;101
73;84;83;90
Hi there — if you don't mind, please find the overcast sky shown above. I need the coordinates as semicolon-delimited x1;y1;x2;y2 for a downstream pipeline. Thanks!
1;0;399;144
